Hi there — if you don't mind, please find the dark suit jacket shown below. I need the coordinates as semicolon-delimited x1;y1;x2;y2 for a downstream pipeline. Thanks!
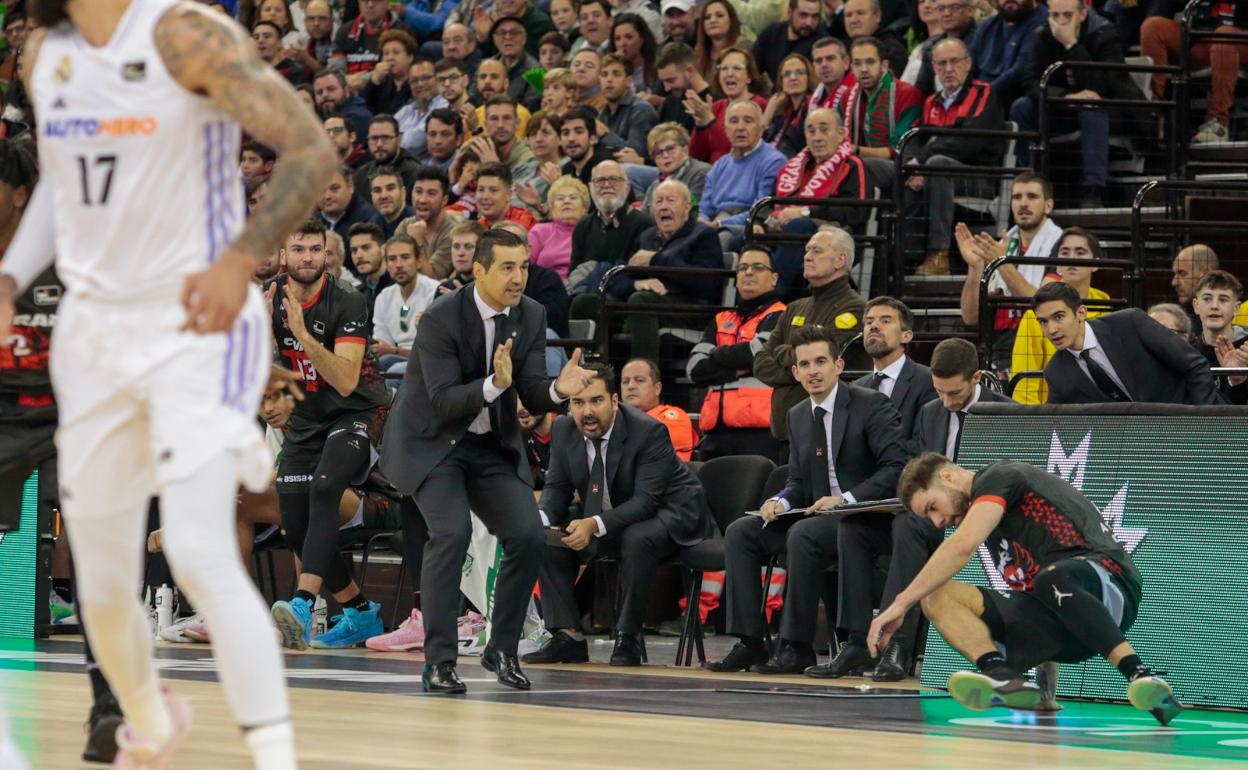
914;387;1013;457
1044;308;1223;406
854;357;937;456
780;384;908;508
539;405;712;546
379;287;562;495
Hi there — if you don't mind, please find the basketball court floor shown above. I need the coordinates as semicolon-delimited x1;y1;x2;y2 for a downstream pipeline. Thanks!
3;635;1245;769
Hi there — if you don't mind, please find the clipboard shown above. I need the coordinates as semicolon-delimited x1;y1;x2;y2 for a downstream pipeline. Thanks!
745;498;905;518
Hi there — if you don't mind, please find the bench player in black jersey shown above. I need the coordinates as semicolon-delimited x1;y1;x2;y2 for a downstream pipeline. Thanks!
264;219;391;650
0;138;127;764
870;454;1183;725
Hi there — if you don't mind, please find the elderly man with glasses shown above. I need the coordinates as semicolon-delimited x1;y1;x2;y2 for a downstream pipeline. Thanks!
688;245;787;460
913;0;980;96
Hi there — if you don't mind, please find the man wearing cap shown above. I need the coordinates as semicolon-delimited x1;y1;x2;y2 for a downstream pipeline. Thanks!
491;16;542;109
660;0;697;46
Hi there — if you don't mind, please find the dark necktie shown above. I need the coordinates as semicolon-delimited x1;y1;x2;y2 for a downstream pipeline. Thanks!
952;410;967;459
489;312;511;431
1079;350;1131;402
583;438;606;521
811;406;833;500
871;371;888;391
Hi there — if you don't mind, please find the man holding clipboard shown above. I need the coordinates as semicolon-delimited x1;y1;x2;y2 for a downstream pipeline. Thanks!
707;324;908;675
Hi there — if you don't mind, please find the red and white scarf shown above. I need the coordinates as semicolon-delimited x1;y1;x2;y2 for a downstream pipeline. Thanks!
774;139;856;201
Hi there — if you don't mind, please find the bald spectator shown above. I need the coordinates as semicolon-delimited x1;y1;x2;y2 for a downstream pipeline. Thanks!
473;62;534;136
626;178;725;360
763;107;869;293
699;100;787;235
838;0;908;77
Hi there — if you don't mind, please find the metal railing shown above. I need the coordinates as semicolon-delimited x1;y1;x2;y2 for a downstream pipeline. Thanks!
1178;0;1248;173
1035;59;1182;184
593;263;737;360
892;125;1038;294
975;254;1136;371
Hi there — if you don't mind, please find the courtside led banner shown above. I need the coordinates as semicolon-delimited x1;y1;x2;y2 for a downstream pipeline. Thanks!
920;405;1248;710
0;473;38;639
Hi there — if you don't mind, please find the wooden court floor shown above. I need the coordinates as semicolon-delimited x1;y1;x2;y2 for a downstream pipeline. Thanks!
3;637;1246;770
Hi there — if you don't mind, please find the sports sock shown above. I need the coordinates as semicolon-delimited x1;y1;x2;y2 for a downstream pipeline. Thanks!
244;722;297;770
976;651;1010;677
347;593;372;612
1117;654;1150;680
88;666;112;704
159;453;290;727
53;578;73;602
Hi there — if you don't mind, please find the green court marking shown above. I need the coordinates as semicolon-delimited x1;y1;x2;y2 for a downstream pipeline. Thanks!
919;696;1248;761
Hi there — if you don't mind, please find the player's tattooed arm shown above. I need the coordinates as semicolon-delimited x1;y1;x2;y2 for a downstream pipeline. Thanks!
155;5;336;261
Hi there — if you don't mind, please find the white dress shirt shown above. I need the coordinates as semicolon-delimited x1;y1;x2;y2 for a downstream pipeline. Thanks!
945;384;981;459
468;286;564;434
772;386;856;511
1069;323;1132;398
871;355;908;399
540;421;613;537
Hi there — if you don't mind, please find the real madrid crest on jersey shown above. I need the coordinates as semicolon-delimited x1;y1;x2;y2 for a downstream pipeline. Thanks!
53;55;73;84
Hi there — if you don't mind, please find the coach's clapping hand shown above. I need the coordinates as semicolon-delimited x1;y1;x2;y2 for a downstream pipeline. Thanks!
493;338;515;389
181;250;252;334
555;348;596;398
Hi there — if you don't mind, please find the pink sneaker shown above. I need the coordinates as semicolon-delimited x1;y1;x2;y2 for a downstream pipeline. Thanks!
457;611;487;655
365;608;425;652
111;685;192;769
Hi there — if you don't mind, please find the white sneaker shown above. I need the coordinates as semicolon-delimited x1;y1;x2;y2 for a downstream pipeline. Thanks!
1192;118;1229;145
158;614;204;644
518;626;554;657
456;611;487;656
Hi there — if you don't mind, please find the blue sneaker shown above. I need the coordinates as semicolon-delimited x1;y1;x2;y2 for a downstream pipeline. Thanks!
271;597;314;651
310;601;384;649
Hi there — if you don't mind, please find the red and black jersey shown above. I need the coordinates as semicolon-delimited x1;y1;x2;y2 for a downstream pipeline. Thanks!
267;274;389;447
913;79;1005;165
0;266;62;424
331;13;398;75
970;460;1142;606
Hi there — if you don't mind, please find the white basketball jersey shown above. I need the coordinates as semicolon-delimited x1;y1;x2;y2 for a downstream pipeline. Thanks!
31;0;244;301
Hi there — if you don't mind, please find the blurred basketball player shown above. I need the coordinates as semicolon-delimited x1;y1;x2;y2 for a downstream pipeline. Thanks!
0;1;335;768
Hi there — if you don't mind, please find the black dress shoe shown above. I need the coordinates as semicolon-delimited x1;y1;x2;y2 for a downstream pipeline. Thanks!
521;630;589;664
422;662;467;694
870;641;911;682
705;641;770;673
609;633;644;666
805;642;875;679
482;646;532;690
753;643;817;675
82;693;123;763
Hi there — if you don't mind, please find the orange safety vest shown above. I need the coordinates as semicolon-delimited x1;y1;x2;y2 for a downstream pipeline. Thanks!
698;301;787;431
647;404;695;461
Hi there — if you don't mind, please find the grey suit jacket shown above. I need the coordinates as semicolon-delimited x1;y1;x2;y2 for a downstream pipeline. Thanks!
780;384;908;508
538;405;712;546
1044;309;1223;406
378;287;561;495
854;357;937;455
914;387;1013;457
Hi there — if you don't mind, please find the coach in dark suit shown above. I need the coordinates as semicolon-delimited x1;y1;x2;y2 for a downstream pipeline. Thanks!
1033;282;1222;406
523;365;713;666
853;297;937;454
379;229;596;694
847;338;1013;681
707;324;907;675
